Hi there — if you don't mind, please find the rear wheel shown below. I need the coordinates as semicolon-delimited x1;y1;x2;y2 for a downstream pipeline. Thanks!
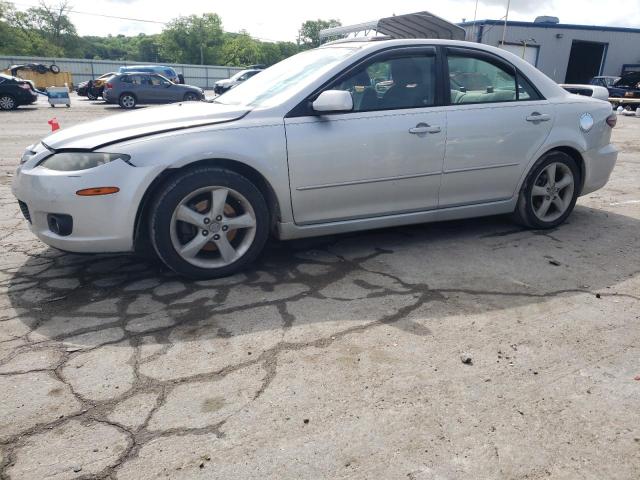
0;94;16;110
119;93;136;109
87;90;98;100
183;92;199;102
514;151;580;229
149;167;269;278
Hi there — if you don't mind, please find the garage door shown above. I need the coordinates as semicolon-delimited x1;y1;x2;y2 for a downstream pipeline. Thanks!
499;44;539;67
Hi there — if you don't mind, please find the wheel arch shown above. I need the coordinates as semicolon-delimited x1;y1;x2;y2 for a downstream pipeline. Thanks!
541;146;586;194
133;158;281;255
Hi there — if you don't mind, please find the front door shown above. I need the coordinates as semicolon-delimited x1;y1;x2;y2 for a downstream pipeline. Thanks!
439;48;554;208
285;48;446;225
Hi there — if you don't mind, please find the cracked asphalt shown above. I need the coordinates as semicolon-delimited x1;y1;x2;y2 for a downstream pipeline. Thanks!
0;96;639;479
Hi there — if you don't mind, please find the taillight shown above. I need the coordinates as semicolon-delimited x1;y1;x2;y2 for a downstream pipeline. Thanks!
19;83;31;90
606;113;617;128
105;82;113;89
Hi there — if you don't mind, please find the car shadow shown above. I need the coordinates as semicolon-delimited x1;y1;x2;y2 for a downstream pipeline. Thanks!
6;205;640;350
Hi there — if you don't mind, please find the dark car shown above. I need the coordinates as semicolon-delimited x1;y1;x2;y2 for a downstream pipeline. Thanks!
102;73;204;109
607;72;640;101
75;72;117;99
0;73;39;110
589;76;620;88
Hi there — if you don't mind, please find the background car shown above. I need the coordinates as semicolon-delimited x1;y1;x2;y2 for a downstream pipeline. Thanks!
75;72;116;99
213;69;262;94
0;73;39;110
102;72;204;108
608;71;640;105
589;76;620;88
560;84;610;101
118;65;181;84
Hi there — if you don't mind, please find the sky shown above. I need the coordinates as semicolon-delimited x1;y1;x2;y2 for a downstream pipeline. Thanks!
13;0;640;40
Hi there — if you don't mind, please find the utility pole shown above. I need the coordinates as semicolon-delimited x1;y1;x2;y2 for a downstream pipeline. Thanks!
472;0;479;43
501;0;511;46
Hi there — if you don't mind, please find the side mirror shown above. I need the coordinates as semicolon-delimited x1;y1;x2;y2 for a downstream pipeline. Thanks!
312;90;353;113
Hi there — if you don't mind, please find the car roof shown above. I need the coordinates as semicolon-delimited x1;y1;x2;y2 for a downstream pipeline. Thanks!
121;65;175;70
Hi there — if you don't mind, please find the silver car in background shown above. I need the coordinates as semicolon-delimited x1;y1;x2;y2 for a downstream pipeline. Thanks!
103;73;204;108
214;69;263;95
13;39;618;278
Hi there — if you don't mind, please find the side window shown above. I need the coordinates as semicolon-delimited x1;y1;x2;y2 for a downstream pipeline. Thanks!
330;54;436;112
149;75;163;86
121;75;131;84
449;55;519;104
517;74;541;101
129;75;142;85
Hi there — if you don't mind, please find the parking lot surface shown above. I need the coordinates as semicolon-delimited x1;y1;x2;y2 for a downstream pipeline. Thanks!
0;96;639;479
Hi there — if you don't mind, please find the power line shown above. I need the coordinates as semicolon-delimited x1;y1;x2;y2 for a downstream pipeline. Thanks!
11;1;283;42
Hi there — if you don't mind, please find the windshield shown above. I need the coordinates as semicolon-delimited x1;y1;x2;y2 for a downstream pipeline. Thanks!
216;46;358;108
230;70;250;81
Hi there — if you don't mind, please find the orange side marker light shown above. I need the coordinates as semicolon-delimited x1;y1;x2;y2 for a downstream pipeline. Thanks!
76;187;120;196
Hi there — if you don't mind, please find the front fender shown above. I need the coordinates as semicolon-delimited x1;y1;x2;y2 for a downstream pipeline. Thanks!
114;120;294;223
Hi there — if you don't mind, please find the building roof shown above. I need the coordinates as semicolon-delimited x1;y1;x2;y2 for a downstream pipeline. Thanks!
320;11;466;41
460;19;640;35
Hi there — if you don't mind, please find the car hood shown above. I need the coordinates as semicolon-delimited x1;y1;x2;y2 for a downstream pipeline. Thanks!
42;101;250;150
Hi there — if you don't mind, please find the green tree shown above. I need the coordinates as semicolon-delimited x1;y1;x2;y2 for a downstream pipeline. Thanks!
160;13;224;65
220;32;262;66
298;19;341;48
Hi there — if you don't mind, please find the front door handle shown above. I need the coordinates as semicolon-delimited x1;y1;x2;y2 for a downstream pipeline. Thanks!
409;123;441;135
526;112;551;123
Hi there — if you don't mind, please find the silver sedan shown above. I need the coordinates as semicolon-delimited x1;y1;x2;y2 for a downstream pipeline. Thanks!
13;39;618;278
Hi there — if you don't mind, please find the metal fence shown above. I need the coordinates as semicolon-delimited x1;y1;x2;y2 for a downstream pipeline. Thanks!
0;55;244;89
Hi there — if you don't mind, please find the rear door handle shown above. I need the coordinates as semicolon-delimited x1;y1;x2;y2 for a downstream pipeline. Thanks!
526;112;551;123
409;123;441;135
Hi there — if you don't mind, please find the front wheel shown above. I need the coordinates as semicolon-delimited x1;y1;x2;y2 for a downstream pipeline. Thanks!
183;92;199;102
514;151;580;229
119;93;136;109
149;167;269;278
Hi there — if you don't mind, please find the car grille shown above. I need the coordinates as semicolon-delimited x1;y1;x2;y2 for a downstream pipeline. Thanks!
18;200;31;223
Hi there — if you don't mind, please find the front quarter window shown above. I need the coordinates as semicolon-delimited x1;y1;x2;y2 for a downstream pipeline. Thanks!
216;46;358;108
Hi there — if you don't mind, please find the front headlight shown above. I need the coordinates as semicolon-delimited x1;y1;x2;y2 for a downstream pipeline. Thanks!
38;152;131;171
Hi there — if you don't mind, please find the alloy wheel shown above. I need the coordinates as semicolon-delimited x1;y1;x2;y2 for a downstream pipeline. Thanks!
531;162;575;223
0;96;15;110
121;95;135;108
169;186;257;269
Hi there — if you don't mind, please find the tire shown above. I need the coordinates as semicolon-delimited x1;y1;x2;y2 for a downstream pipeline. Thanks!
183;92;199;102
149;167;269;279
87;90;98;101
0;94;17;111
119;93;136;109
513;151;580;229
49;64;60;74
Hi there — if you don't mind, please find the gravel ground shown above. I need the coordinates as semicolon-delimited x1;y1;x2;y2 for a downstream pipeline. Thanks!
0;95;639;479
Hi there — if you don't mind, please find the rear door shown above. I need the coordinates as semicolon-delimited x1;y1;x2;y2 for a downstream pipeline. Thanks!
439;47;554;208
